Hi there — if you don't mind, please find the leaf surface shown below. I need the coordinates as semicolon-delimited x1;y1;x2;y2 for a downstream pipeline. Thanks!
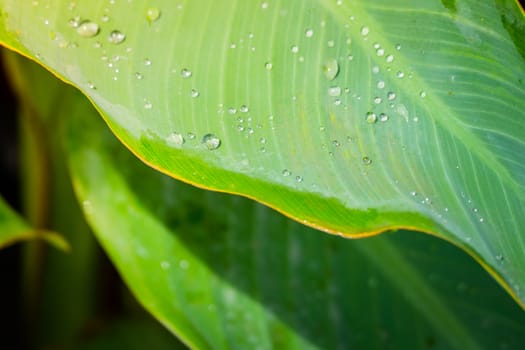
1;0;524;303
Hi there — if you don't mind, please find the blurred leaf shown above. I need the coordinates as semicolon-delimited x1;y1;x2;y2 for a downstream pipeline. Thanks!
62;74;525;349
0;195;69;250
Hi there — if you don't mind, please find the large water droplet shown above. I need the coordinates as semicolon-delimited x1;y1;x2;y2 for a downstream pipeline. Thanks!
76;20;99;37
108;30;126;44
146;7;161;23
323;59;339;81
202;134;221;150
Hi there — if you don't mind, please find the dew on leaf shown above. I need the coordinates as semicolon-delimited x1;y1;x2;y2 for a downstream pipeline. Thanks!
291;45;299;53
379;113;389;122
240;105;249;113
68;16;81;28
362;156;372;165
387;91;397;101
135;72;143;80
144;58;152;66
305;28;314;37
166;132;185;146
366;112;377;124
282;169;291;176
377;80;385;89
265;62;273;70
328;86;342;97
146;7;161;22
76;20;100;37
396;71;405;79
296;176;303;183
180;68;192;78
108;30;126;44
386;54;394;63
202;134;221;150
191;89;200;98
420;91;427;98
360;26;369;36
374;96;382;104
323;58;339;81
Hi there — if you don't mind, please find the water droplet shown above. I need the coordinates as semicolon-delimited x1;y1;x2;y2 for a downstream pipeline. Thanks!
366;112;377;124
377;80;385;89
372;66;380;74
146;7;161;22
323;59;339;81
108;30;126;44
347;54;354;61
362;156;372;165
328;86;342;97
495;254;504;262
239;105;249;113
101;15;110;23
291;45;299;53
160;261;170;270
166;132;185;146
305;28;314;37
420;91;427;98
144;58;152;66
360;26;369;36
180;68;192;78
187;132;196;140
67;16;80;27
260;137;267;144
410;191;417;196
87;81;96;89
179;260;190;269
261;1;269;9
296;176;303;182
265;62;273;70
135;72;143;80
76;20;100;37
396;71;405;79
332;140;341;147
144;101;153;109
201;134;221;150
387;91;397;101
395;44;402;50
376;48;385;56
191;89;200;98
282;169;291;176
327;40;335;48
379;113;389;122
374;96;382;104
386;54;394;63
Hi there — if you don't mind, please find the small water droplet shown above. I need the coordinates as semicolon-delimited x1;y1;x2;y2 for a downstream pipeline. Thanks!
360;26;369;36
180;68;192;78
362;156;372;165
305;28;314;38
166;132;185;146
282;169;291;176
260;137;267;144
332;140;341;147
108;30;126;44
376;48;385;56
396;71;405;79
395;44;402;50
191;89;200;98
377;80;385;89
366;112;377;124
323;59;339;81
495;254;504;262
239;105;249;113
296;176;303;182
87;81;96;89
347;54;354;61
327;40;335;48
291;45;299;53
144;58;152;66
385;54;394;63
261;1;269;9
76;20;100;37
146;7;161;22
374;96;382;104
387;91;397;101
68;16;81;28
135;72;143;80
328;86;342;97
187;132;196;140
144;101;153;109
410;191;417;196
160;261;170;270
202;134;221;150
372;66;380;74
420;91;427;98
265;62;273;70
379;113;389;122
179;260;189;269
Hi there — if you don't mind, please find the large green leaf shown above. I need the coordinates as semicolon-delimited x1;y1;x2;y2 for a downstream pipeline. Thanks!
60;69;525;349
0;0;524;304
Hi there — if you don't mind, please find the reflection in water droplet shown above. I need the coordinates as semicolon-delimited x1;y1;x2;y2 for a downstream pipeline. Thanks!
135;72;143;80
386;54;394;63
76;20;99;37
395;44;402;50
305;28;314;37
240;105;249;113
146;7;161;22
180;68;192;78
396;71;405;78
379;113;389;122
296;176;303;182
374;96;382;104
362;156;372;165
323;59;339;81
387;91;397;101
202;134;221;150
191;89;200;98
420;91;427;98
360;26;369;36
108;30;126;44
377;80;385;89
282;169;291;176
265;62;273;70
328;86;342;97
166;132;185;146
68;16;81;28
291;45;299;53
366;112;377;124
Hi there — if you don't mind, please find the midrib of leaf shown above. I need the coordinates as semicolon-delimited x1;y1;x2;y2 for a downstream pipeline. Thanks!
356;236;482;350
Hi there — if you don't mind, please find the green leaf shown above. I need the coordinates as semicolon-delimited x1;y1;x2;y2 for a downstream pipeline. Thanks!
0;195;69;250
1;0;524;305
62;75;525;349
